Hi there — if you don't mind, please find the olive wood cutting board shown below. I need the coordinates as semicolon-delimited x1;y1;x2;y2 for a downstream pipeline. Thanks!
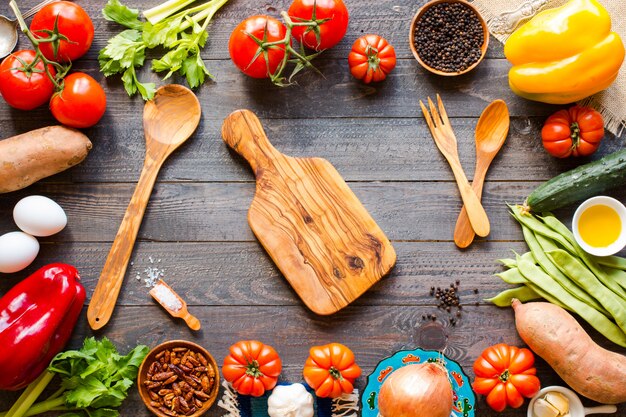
222;110;397;315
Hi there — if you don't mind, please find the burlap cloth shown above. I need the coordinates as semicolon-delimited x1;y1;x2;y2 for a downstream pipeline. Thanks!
471;0;626;135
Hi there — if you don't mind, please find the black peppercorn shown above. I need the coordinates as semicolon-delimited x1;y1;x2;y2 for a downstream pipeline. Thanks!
413;2;484;73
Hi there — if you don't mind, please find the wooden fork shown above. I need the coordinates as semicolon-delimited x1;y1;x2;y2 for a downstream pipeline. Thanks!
420;94;490;237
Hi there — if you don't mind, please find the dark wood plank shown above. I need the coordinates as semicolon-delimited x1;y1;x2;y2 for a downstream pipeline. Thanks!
0;241;530;306
0;305;623;416
3;181;625;242
0;59;560;128
2;115;622;183
6;0;507;61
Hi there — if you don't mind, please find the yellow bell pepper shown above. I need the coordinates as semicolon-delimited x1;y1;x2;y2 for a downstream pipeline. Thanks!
504;0;625;104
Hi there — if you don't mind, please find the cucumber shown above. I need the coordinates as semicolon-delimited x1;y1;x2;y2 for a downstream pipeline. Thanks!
525;148;626;213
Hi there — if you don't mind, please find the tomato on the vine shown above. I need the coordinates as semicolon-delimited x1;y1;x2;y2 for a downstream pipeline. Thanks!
30;1;94;62
229;16;288;79
222;340;282;397
50;73;106;128
289;0;349;51
541;106;604;158
472;343;541;412
0;50;56;110
348;35;396;84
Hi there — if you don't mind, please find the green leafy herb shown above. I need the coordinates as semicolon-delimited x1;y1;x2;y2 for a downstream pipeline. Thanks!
99;0;229;100
1;337;149;417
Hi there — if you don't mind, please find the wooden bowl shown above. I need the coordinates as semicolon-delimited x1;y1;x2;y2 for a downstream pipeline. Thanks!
409;0;490;76
138;340;220;417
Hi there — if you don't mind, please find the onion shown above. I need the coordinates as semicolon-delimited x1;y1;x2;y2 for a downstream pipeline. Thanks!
378;362;453;417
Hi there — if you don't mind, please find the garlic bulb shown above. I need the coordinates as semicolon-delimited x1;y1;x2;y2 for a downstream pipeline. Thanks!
533;391;570;417
267;383;314;417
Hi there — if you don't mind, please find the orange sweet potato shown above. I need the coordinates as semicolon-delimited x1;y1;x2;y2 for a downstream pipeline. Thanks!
512;299;626;404
0;126;92;193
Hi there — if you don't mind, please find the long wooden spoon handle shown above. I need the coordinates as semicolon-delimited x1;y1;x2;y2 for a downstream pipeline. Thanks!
87;158;161;330
454;166;488;248
448;160;490;237
221;109;281;175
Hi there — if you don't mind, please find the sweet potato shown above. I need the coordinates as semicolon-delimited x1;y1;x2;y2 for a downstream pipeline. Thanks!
512;299;626;404
0;126;92;193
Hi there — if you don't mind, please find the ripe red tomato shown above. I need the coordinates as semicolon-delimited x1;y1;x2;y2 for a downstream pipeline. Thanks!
348;35;396;83
541;106;604;158
289;0;349;51
30;1;94;62
0;50;56;110
222;340;282;397
473;344;541;412
50;73;106;128
229;16;288;79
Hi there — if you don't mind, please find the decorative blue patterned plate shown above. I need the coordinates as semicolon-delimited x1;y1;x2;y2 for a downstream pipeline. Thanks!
360;348;476;417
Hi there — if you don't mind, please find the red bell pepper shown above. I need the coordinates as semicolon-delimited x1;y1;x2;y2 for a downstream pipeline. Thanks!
0;263;85;391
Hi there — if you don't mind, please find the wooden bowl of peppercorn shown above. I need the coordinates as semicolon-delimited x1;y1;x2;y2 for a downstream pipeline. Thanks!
409;0;489;76
138;340;220;417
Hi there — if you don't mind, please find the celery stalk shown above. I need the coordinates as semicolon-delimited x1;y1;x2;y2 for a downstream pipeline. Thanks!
2;372;55;417
143;0;196;24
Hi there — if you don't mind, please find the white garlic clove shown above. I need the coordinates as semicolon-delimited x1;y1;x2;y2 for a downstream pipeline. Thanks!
545;392;569;415
533;398;560;417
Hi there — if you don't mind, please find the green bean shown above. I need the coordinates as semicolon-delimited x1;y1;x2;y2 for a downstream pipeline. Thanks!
496;268;527;285
498;258;517;269
486;286;542;307
510;206;576;254
531;231;609;315
547;249;626;333
596;255;626;271
595;256;626;291
541;214;626;300
517;256;626;347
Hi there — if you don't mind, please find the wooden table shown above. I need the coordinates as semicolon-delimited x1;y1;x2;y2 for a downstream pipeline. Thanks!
1;0;625;415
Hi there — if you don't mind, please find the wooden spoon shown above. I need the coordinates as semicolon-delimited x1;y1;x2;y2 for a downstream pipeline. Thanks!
87;85;201;330
454;100;509;248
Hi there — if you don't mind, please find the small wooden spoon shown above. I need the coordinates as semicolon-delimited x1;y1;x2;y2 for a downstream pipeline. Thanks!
87;85;201;330
454;100;509;248
150;280;201;331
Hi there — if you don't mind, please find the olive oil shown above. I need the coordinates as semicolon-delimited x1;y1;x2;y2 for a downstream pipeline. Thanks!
578;204;622;248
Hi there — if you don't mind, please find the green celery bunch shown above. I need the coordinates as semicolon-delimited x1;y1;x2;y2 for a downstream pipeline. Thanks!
99;0;229;100
1;337;149;417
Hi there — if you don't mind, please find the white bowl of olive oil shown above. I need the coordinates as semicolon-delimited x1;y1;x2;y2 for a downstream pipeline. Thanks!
573;196;626;257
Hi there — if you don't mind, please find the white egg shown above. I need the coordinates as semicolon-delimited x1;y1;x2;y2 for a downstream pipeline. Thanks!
0;232;40;273
13;195;67;237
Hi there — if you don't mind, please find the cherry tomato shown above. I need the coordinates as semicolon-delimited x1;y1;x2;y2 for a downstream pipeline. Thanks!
50;72;106;128
229;16;288;79
30;1;94;62
348;35;396;84
289;0;349;51
0;50;56;110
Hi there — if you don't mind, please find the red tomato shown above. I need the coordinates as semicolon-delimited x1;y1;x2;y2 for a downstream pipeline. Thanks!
541;106;604;158
50;72;106;128
348;35;396;84
0;50;56;110
472;344;541;412
289;0;349;51
222;340;282;397
229;16;288;79
30;1;94;62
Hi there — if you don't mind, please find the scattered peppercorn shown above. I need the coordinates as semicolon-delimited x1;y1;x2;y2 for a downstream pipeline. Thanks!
413;2;484;73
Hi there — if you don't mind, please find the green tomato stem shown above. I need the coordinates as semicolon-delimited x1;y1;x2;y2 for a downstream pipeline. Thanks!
9;0;68;90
